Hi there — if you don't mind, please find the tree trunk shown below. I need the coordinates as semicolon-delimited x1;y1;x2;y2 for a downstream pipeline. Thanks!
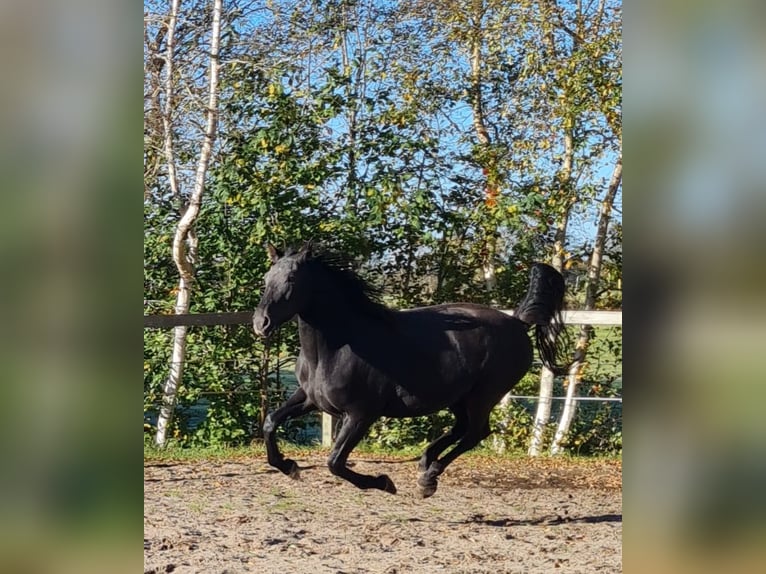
466;0;499;299
258;339;271;436
527;344;557;455
340;2;362;211
550;157;621;454
469;1;490;148
491;391;513;453
528;129;574;456
144;17;168;196
155;0;223;447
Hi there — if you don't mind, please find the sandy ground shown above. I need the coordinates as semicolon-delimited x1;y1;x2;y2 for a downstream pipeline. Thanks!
144;452;621;574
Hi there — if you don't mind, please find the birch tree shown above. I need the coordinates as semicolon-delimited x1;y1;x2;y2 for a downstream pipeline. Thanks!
527;0;621;456
548;0;622;454
525;0;575;454
551;156;621;453
402;0;502;297
154;0;223;447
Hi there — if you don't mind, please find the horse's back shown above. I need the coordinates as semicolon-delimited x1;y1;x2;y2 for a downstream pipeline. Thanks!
394;302;534;383
397;302;529;342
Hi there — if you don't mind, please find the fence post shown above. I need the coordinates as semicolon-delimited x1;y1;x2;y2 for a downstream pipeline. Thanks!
321;413;334;447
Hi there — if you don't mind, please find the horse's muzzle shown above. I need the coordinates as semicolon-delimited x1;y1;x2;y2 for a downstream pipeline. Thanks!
252;308;274;338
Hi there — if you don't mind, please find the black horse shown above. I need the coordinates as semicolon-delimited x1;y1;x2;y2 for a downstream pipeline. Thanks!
253;242;570;497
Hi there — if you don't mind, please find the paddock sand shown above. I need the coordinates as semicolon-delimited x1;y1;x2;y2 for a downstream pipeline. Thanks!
144;452;621;573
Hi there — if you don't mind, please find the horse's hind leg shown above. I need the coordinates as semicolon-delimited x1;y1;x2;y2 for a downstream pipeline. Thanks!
327;414;397;494
263;387;316;478
418;415;492;498
418;405;468;472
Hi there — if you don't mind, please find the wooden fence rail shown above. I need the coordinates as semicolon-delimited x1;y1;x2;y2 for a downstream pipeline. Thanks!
143;311;254;328
143;309;622;328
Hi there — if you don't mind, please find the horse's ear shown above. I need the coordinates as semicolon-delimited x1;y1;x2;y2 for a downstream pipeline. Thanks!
298;240;314;261
266;242;282;264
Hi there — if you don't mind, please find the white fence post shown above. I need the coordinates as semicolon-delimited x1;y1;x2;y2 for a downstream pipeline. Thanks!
321;412;334;447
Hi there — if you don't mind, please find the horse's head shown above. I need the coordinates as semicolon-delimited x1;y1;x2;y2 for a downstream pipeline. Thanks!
253;241;314;338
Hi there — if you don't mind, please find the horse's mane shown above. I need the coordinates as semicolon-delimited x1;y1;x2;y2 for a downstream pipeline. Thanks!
290;246;391;319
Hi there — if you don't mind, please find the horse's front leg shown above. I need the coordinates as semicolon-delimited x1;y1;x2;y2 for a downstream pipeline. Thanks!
263;387;316;478
327;414;397;494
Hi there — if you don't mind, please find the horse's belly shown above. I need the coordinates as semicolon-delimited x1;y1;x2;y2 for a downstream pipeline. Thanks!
381;400;443;418
299;364;375;416
380;384;457;417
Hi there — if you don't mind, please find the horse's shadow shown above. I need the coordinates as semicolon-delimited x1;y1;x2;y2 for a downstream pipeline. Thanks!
460;513;622;527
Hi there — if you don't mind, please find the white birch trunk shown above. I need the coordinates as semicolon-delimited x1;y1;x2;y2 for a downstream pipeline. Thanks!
153;0;181;447
527;201;569;456
491;391;512;452
549;157;621;454
160;0;181;201
550;331;587;454
467;1;499;299
528;128;573;456
155;0;223;447
528;365;555;455
482;256;497;294
155;277;190;445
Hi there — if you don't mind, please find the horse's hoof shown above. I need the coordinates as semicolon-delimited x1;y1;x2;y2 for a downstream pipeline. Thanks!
379;474;397;494
417;472;438;498
418;481;438;499
287;459;301;479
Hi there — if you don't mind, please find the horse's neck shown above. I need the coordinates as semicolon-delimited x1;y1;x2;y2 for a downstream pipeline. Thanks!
296;314;344;363
297;299;382;354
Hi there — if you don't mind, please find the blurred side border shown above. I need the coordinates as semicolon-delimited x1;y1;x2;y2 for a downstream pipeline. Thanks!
627;1;766;572
0;1;143;573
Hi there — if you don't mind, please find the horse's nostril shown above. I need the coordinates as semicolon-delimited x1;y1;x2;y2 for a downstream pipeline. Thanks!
253;312;271;336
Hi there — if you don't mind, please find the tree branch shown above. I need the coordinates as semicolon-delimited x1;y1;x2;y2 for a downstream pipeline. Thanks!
162;0;181;202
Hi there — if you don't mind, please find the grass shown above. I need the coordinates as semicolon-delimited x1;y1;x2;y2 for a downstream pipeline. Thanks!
188;499;207;514
144;443;262;462
144;440;621;464
143;440;332;463
268;493;305;512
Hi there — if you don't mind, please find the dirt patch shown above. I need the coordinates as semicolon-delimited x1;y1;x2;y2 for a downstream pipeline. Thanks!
144;453;621;573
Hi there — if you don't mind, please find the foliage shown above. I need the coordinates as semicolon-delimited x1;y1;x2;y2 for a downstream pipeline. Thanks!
365;411;456;451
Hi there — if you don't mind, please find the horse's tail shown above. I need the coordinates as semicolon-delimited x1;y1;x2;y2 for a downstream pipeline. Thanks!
515;263;572;375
